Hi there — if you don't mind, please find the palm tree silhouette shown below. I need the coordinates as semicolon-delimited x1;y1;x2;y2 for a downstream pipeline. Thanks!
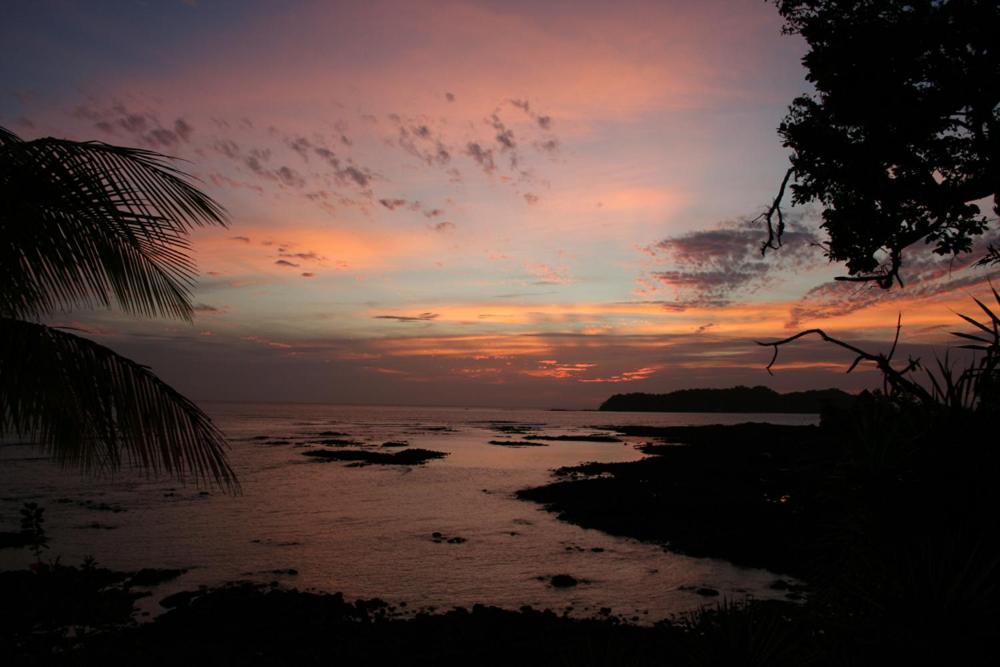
0;126;238;491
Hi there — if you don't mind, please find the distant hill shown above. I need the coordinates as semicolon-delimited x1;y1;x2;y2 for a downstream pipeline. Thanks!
599;386;855;413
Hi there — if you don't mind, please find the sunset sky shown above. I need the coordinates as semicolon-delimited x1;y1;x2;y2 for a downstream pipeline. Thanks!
4;0;998;407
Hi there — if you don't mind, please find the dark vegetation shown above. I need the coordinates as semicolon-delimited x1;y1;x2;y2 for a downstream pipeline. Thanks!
599;386;854;413
0;126;237;490
760;0;1000;287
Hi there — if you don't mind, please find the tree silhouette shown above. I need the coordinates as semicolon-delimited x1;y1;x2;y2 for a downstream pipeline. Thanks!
0;127;238;491
761;0;1000;288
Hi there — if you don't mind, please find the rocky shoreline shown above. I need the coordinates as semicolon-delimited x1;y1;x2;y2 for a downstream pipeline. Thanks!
6;416;999;664
518;422;840;577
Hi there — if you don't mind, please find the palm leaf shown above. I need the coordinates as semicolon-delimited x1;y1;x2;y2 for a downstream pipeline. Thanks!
0;318;239;491
0;127;226;321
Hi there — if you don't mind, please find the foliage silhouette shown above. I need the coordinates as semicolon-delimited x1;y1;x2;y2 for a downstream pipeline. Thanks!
761;0;1000;288
0;127;238;491
759;288;1000;414
19;502;48;562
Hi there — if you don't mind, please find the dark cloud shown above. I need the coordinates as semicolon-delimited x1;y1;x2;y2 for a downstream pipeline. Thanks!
535;138;559;154
465;142;495;173
312;147;374;189
445;92;455;102
432;221;456;233
174;118;193;141
374;312;440;322
647;218;821;306
73;103;196;150
286;135;312;160
508;98;554;131
523;193;539;205
192;303;224;314
275;259;299;267
379;198;409;211
379;197;444;218
786;235;1000;327
213;139;240;159
230;236;251;243
491;114;516;150
301;272;316;278
276;165;305;188
342;165;370;188
389;117;451;167
280;251;322;261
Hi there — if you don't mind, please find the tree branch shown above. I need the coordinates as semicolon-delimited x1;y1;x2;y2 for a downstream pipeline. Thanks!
757;316;934;404
756;166;795;255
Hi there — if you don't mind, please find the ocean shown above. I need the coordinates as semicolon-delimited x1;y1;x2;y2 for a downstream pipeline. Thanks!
0;403;816;622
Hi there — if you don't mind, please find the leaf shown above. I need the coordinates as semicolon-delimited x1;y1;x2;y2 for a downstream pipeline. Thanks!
0;318;239;492
956;313;994;336
950;331;992;344
0;128;227;321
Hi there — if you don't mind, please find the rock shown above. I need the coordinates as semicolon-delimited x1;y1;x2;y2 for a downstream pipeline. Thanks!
523;434;621;443
550;574;578;588
160;590;198;609
303;448;447;465
487;440;547;447
130;568;188;587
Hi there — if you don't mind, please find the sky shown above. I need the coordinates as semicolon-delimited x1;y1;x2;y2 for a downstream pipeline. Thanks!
3;0;999;408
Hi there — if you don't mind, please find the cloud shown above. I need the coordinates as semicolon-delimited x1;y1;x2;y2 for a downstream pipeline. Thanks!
73;102;195;149
374;312;440;322
578;366;659;383
379;198;410;210
534;138;559;154
490;113;516;150
387;115;451;167
279;251;323;261
379;197;445;218
275;165;305;188
275;259;299;267
301;272;315;278
523;192;539;205
465;142;495;174
525;262;572;285
523;360;595;379
230;235;251;243
646;217;821;306
776;229;1000;328
432;221;456;233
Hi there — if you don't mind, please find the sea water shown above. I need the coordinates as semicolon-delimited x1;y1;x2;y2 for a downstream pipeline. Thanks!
0;403;816;622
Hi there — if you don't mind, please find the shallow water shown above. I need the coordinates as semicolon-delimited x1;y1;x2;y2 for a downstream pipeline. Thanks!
0;403;816;622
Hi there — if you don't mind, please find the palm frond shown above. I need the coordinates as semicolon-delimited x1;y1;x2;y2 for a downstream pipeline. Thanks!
0;318;239;492
0;126;227;321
